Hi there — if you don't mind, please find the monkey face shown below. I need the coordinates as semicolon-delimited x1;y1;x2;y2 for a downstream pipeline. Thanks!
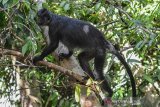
37;8;51;26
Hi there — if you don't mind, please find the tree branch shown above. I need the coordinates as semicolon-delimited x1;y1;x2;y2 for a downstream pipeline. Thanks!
0;48;84;82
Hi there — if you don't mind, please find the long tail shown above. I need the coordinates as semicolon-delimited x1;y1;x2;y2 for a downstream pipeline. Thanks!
105;41;136;98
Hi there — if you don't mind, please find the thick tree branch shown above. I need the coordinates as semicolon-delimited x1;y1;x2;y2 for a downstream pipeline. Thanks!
37;61;84;82
0;48;84;82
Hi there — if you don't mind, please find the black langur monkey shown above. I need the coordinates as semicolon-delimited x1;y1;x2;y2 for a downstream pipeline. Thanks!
33;8;136;98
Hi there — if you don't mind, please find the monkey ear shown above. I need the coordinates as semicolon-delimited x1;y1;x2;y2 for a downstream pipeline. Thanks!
41;8;48;16
41;8;47;13
38;8;48;17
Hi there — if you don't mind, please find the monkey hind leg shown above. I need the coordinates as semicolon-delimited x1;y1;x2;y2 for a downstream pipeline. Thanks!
94;52;113;97
78;51;95;79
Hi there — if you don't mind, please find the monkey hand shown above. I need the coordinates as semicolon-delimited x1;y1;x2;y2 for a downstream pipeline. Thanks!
33;56;43;65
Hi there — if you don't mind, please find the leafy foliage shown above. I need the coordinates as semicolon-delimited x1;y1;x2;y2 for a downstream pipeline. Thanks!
0;0;159;106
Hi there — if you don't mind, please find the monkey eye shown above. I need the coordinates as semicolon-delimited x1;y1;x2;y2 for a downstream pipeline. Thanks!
47;17;50;21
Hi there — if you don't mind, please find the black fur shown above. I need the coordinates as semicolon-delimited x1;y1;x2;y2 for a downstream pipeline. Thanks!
33;8;136;98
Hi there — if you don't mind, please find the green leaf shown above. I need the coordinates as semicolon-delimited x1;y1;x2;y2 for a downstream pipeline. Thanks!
32;42;37;53
0;11;6;28
64;3;70;11
42;2;49;9
127;59;141;63
23;1;30;14
95;3;101;11
64;101;70;107
12;0;18;4
2;0;8;5
4;0;18;8
133;19;142;26
126;50;133;57
60;1;66;7
86;78;92;85
87;87;91;96
52;92;58;106
22;42;29;55
143;74;153;84
156;68;160;80
28;39;37;53
158;73;160;81
135;40;143;49
60;99;65;107
75;84;81;102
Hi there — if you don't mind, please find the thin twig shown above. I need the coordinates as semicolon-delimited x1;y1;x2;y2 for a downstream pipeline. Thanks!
0;0;20;12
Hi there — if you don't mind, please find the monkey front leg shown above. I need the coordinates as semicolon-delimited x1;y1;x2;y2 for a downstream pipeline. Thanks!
33;43;58;65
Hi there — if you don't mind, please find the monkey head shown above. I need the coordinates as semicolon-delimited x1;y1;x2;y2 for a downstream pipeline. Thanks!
37;8;52;26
